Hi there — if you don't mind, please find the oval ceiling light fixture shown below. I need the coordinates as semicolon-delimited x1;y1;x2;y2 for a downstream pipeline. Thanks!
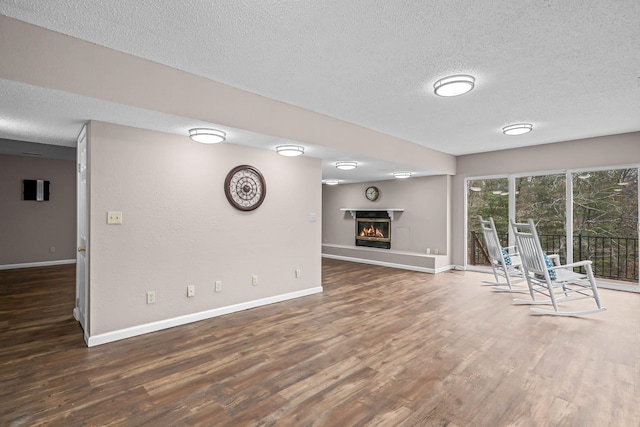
578;173;591;180
469;186;482;192
502;123;533;136
433;74;475;97
336;161;358;170
276;145;305;157
324;179;340;185
189;128;226;144
393;171;412;179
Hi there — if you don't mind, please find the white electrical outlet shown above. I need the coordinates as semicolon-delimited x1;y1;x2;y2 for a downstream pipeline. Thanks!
252;275;258;286
295;269;301;278
147;291;156;304
187;285;195;297
107;211;123;224
215;280;222;292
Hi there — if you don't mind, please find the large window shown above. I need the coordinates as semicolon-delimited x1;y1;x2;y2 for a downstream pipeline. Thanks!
516;174;567;262
466;168;639;288
467;178;509;267
572;169;638;282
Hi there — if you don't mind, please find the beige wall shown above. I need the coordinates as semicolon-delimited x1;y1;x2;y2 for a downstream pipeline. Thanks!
452;132;640;266
88;121;322;336
322;176;450;255
0;154;76;265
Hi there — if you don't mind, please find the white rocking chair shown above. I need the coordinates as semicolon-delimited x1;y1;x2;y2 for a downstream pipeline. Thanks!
477;216;526;293
509;218;606;316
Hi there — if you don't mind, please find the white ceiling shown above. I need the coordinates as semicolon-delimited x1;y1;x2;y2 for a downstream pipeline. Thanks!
1;0;639;182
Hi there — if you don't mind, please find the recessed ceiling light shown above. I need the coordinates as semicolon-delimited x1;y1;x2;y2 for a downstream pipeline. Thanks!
276;145;305;157
336;161;358;170
393;171;412;179
433;74;475;97
502;123;533;136
324;179;340;185
189;128;226;144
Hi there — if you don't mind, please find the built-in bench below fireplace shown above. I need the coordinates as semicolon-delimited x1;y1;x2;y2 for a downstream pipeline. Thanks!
355;210;391;249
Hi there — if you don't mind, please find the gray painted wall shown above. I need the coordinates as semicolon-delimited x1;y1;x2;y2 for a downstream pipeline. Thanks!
0;154;76;265
322;175;450;255
87;121;322;336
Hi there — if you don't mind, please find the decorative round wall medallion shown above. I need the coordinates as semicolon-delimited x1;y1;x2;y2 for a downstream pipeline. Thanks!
224;165;266;211
365;186;379;201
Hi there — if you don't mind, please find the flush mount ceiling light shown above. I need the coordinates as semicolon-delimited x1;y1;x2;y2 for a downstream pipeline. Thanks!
578;173;591;180
189;128;226;144
469;186;482;192
276;145;305;157
433;74;475;97
502;123;533;136
336;161;358;170
324;179;340;185
393;171;412;179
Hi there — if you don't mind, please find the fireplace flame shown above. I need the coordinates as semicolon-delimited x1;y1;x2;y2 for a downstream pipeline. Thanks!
360;225;385;238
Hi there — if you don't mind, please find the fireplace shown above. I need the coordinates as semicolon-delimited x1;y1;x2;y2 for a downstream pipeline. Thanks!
355;211;391;249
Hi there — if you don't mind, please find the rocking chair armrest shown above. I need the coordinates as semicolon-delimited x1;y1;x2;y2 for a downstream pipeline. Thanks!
548;260;592;270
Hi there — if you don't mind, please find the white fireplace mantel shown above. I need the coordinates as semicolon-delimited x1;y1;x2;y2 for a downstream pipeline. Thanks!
340;208;404;220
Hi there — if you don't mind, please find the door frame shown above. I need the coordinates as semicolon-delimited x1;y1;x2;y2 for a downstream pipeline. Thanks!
73;124;89;342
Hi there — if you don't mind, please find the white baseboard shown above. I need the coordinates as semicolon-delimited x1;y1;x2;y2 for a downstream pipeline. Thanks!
86;286;323;347
0;259;76;270
322;253;452;274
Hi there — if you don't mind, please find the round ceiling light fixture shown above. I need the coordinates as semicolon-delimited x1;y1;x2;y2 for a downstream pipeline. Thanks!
502;123;533;136
189;128;226;144
433;74;475;97
276;145;305;157
393;171;412;179
324;179;340;185
336;161;358;170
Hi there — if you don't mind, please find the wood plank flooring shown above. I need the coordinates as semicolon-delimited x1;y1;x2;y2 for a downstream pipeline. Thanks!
1;259;639;426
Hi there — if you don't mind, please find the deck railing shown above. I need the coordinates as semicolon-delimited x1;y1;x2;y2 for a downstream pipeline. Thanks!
469;231;639;282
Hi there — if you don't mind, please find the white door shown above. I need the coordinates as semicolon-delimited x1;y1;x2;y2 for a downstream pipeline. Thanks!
74;125;89;333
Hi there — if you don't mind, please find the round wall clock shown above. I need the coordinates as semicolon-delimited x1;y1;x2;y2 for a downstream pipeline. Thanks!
365;186;379;201
224;165;266;211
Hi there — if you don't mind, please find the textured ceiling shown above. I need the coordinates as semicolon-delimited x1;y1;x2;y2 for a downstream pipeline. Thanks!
1;0;639;181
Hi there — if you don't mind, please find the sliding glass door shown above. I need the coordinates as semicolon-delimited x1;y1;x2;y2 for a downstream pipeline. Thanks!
515;173;567;262
467;178;509;267
572;169;638;285
466;167;639;288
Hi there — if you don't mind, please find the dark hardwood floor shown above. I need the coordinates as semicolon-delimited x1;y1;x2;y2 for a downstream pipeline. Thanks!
1;259;639;426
